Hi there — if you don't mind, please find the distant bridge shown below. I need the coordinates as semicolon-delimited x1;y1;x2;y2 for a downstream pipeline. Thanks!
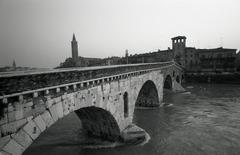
0;61;183;155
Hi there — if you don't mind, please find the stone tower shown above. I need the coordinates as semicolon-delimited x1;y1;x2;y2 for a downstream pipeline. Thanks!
71;33;78;63
172;36;186;67
125;49;129;64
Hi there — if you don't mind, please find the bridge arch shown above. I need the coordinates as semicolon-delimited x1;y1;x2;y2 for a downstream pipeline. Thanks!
164;75;172;90
75;106;120;141
135;80;160;107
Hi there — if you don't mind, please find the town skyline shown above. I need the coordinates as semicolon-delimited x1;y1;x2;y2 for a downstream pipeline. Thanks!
0;0;240;68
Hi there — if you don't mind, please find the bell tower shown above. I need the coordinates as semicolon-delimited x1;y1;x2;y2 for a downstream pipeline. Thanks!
71;33;78;63
172;36;186;67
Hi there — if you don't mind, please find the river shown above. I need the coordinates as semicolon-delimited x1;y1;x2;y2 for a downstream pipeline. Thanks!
24;84;240;155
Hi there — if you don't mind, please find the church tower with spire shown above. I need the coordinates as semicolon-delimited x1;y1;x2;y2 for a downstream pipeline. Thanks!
71;33;78;63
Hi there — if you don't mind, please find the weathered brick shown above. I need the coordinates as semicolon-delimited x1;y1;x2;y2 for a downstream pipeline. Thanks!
41;111;54;128
2;139;24;155
23;120;41;140
33;115;46;132
12;129;33;149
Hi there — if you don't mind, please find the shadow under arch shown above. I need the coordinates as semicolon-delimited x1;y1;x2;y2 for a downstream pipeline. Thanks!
24;107;121;155
75;106;121;142
176;75;180;83
135;80;160;107
164;75;172;90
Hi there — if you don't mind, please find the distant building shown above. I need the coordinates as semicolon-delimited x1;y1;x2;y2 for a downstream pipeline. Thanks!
236;51;240;71
196;47;237;72
59;34;238;73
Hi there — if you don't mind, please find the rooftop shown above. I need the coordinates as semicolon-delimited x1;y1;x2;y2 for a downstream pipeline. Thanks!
171;36;187;40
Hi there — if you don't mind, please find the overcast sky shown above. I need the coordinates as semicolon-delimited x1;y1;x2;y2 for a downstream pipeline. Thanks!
0;0;239;68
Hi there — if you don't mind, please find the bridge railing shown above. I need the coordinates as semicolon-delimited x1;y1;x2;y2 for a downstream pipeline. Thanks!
0;61;178;104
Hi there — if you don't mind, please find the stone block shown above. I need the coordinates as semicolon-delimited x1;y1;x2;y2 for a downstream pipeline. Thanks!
0;114;8;126
12;129;33;149
0;135;10;149
46;99;54;108
54;97;61;103
23;120;41;140
55;102;63;119
0;150;11;155
0;119;27;136
23;107;33;118
7;104;14;112
32;104;46;117
74;97;81;111
7;107;23;123
2;139;24;155
33;115;46;132
62;100;70;116
41;111;54;128
61;93;67;100
67;97;75;112
49;104;58;122
23;101;33;108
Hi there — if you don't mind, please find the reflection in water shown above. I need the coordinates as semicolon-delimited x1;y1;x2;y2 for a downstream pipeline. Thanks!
24;84;240;155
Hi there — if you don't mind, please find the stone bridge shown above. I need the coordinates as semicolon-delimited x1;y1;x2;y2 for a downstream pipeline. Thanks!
0;61;183;155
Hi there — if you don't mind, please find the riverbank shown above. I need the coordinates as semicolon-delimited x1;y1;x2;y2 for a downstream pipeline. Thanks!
185;73;240;84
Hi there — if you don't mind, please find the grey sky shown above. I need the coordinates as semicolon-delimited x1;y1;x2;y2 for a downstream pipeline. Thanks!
0;0;239;68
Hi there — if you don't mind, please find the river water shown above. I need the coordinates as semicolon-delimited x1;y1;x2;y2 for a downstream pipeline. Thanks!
24;84;240;155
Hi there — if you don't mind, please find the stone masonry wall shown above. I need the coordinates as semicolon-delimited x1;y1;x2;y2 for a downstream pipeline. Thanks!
0;70;164;155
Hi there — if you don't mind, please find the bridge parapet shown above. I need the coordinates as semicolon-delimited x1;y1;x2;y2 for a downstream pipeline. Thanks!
0;61;179;102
